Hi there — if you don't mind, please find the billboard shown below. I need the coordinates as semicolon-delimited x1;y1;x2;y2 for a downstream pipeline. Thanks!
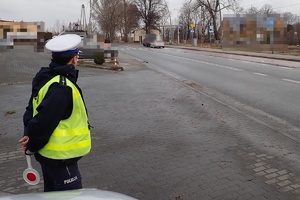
222;14;287;51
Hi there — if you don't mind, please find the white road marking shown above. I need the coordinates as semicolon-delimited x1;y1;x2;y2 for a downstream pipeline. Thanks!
282;79;300;84
253;72;268;77
280;67;293;70
241;61;252;64
123;47;291;75
135;48;246;72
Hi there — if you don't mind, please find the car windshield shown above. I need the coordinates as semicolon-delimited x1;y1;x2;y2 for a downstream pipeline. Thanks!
59;31;87;37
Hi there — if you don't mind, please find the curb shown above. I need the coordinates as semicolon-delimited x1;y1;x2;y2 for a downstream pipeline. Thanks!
78;60;124;71
165;45;300;63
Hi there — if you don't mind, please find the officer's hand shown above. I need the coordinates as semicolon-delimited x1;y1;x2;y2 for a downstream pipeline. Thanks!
18;136;29;152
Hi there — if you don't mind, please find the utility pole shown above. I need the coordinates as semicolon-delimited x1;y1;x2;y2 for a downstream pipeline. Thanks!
88;0;92;34
123;0;128;42
297;15;300;46
169;14;172;44
219;3;222;48
178;23;179;44
89;0;92;25
201;6;204;46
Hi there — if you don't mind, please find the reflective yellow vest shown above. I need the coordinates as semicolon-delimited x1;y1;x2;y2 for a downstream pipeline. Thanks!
32;75;91;159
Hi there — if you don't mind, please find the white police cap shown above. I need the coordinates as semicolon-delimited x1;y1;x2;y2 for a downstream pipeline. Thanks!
45;34;81;54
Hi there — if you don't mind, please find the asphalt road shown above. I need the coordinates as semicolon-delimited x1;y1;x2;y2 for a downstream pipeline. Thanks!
1;46;300;199
119;44;300;142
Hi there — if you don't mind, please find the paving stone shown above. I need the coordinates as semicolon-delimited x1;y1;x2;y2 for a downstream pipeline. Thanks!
265;168;278;174
277;180;292;187
277;170;288;176
254;166;267;172
254;162;267;167
277;175;290;181
279;186;293;193
256;171;267;177
265;173;279;179
265;178;280;185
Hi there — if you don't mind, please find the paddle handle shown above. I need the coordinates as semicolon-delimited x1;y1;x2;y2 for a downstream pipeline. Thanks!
26;155;33;169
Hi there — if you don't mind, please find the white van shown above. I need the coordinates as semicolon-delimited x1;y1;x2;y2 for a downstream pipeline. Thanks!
142;34;164;48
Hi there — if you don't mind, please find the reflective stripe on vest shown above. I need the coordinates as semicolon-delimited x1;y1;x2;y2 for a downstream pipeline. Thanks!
32;75;91;159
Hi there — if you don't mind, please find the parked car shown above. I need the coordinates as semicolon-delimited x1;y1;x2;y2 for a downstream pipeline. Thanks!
0;188;137;200
142;34;164;48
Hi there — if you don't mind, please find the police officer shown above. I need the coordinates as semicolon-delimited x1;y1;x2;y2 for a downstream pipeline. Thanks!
19;34;91;192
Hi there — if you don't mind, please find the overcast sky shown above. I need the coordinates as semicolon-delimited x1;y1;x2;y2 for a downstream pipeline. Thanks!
0;0;299;31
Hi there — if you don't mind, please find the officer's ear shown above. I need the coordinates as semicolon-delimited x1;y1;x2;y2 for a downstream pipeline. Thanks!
70;54;79;65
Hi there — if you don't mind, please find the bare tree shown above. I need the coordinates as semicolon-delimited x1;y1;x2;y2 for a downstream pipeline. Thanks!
259;4;276;14
244;4;277;15
178;1;193;41
284;12;300;46
88;19;100;35
121;1;141;42
159;8;169;40
178;0;212;43
122;0;129;41
92;0;123;40
132;0;168;34
195;0;241;40
284;12;299;25
244;6;259;14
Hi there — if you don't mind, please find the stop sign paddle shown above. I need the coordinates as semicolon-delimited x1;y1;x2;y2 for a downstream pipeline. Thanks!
23;155;40;185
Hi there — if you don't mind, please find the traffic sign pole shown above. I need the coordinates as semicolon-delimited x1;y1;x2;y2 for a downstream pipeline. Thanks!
267;17;274;54
209;25;214;48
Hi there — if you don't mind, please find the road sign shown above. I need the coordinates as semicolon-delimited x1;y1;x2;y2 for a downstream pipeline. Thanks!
209;25;214;33
190;28;195;33
190;23;195;29
267;17;274;31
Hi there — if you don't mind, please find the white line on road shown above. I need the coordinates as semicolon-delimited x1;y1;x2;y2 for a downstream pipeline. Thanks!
282;79;300;84
280;67;293;70
241;61;252;64
253;72;268;77
133;48;245;72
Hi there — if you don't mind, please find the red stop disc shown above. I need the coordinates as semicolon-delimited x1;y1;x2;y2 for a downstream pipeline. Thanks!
23;169;40;185
27;172;37;182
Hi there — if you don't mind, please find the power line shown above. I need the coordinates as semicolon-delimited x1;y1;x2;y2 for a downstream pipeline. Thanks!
242;0;300;14
242;0;273;8
273;3;300;10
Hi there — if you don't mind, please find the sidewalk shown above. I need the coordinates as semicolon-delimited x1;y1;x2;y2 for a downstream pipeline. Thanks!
1;52;300;199
165;44;300;68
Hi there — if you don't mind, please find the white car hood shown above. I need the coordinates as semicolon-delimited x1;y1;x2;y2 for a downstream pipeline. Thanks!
0;188;137;200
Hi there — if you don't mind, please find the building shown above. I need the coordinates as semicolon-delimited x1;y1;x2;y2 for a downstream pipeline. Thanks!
0;20;48;51
131;28;160;43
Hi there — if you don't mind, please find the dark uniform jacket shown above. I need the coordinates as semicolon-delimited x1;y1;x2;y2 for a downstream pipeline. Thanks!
23;61;85;166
